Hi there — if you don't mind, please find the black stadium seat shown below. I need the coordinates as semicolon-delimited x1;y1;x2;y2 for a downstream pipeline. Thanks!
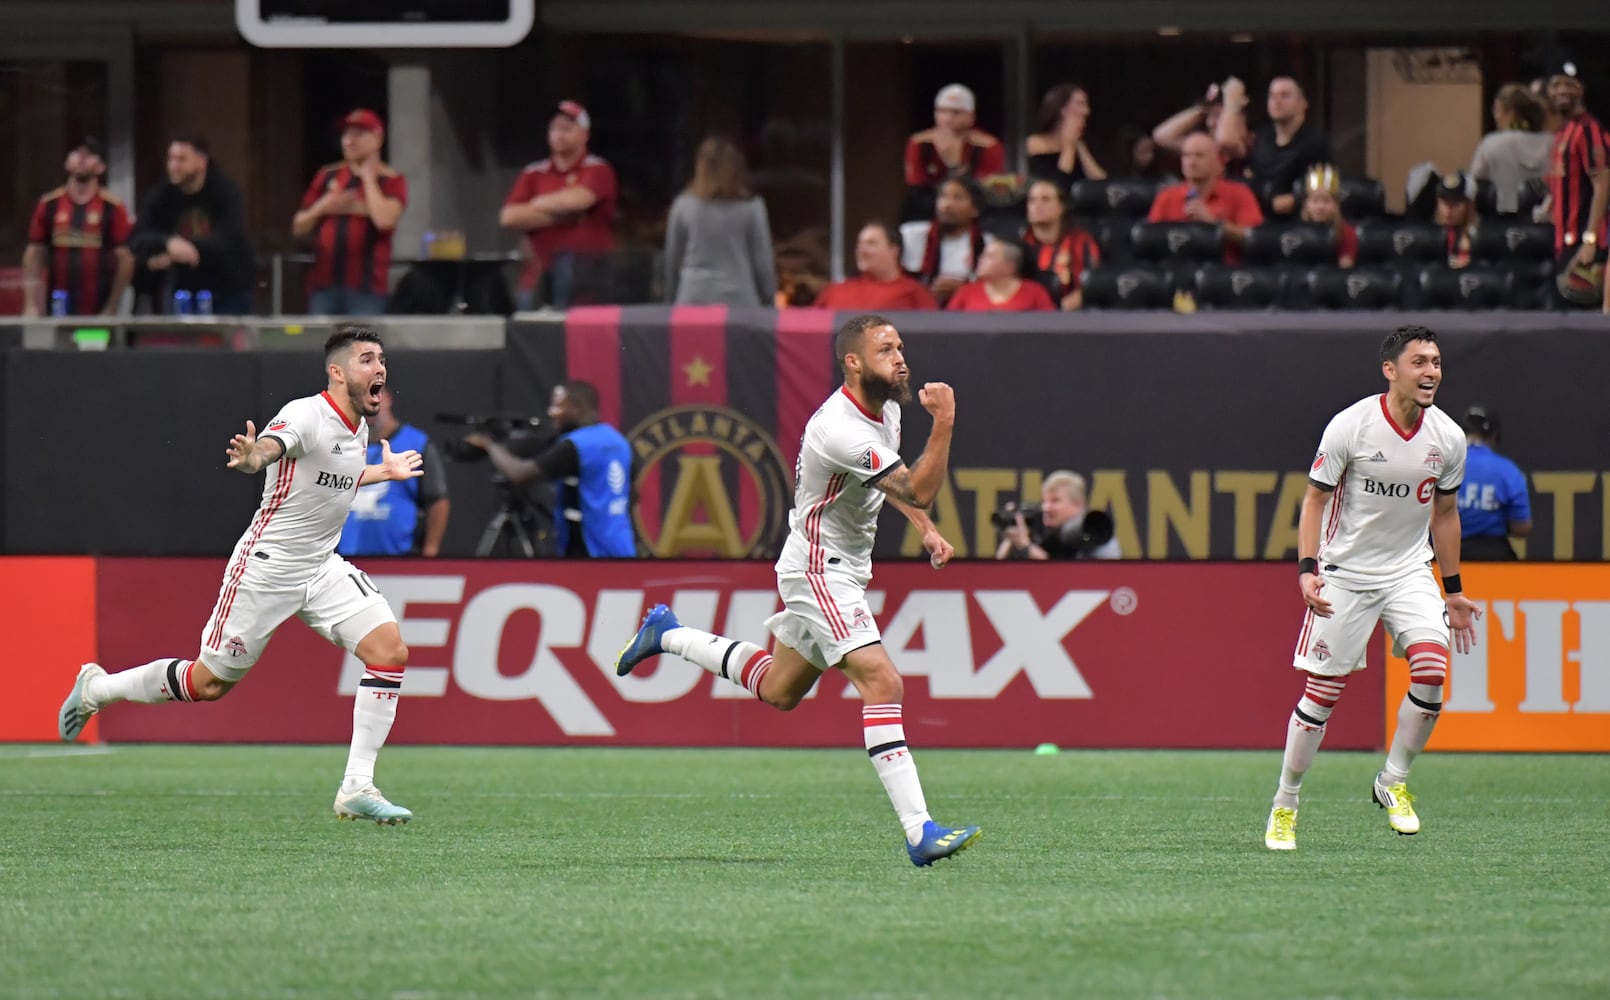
1244;223;1339;266
1080;266;1174;309
1472;221;1555;263
1356;221;1446;265
1130;222;1222;263
1336;177;1387;221
1096;216;1136;264
1417;267;1512;310
1070;178;1157;219
1193;265;1285;309
1305;266;1402;310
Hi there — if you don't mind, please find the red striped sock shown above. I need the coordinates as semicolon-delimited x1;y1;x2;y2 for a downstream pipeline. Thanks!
1384;642;1447;781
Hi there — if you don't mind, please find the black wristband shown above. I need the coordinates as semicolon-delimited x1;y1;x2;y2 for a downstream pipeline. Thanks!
1442;573;1462;595
1298;557;1319;577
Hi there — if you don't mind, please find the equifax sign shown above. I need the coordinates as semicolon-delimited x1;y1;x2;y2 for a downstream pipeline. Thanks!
1386;565;1610;751
334;576;1117;736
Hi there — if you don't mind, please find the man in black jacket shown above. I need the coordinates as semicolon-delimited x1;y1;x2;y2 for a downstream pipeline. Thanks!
129;136;257;314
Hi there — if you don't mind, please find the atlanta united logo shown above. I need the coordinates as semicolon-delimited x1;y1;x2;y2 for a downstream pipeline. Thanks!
627;405;792;558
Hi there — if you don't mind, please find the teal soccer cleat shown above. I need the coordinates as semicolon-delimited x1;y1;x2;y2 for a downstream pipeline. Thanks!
58;663;106;742
907;821;981;867
334;785;413;825
614;604;681;677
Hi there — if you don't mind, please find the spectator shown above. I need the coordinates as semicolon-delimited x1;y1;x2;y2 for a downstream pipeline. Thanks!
664;137;777;307
1152;77;1250;170
1529;78;1564;135
291;109;407;317
902;84;1005;221
945;240;1054;312
1544;64;1608;309
1119;128;1177;183
1024;83;1107;190
500;100;618;309
465;381;636;559
338;388;451;557
1300;164;1358;268
995;470;1121;560
1245;77;1334;218
129;135;256;315
1469;83;1552;216
1435;171;1479;268
1148;133;1264;264
900;177;985;306
1020;179;1100;309
812;222;936;310
22;138;133;316
1457;406;1531;562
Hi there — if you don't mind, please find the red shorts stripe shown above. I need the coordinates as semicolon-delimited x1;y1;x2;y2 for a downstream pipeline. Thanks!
206;458;296;648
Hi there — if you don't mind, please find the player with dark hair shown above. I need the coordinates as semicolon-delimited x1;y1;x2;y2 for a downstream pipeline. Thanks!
1265;325;1480;850
57;325;425;824
613;314;981;867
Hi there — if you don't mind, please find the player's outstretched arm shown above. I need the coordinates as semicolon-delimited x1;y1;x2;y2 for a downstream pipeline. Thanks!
1431;491;1481;653
225;420;284;475
358;438;425;486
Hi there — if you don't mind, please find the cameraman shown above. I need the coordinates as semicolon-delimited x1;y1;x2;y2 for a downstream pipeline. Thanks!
464;380;636;558
995;470;1121;561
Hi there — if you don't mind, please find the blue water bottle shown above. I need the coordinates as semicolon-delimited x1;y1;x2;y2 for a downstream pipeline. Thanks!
196;290;214;316
50;290;70;316
172;290;193;315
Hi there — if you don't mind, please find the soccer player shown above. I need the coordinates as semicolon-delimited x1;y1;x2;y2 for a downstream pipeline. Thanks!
614;314;981;867
1264;325;1481;851
57;326;424;825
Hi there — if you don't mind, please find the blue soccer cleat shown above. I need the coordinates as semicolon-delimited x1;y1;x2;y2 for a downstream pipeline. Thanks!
615;604;681;677
907;820;981;867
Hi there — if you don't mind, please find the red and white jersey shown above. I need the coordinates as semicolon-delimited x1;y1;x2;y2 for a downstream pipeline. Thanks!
776;387;905;585
1309;394;1466;588
233;391;369;586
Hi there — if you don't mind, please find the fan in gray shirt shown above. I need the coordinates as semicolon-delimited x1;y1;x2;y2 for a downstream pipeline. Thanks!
665;137;778;307
1469;83;1553;215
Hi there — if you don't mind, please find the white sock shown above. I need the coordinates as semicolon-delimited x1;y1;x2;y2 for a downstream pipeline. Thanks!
343;666;402;793
863;704;931;844
88;658;196;706
661;626;773;698
1381;643;1447;785
1274;674;1345;809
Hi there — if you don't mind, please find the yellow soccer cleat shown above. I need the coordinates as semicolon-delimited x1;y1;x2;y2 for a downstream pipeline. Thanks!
1372;779;1420;835
1264;807;1297;850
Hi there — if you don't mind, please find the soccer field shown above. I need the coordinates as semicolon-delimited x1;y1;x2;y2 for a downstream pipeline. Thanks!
3;746;1605;999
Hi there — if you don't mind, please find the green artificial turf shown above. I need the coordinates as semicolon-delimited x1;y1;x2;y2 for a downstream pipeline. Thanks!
2;745;1605;999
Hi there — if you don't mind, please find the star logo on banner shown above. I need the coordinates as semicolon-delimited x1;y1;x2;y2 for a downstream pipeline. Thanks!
682;354;713;387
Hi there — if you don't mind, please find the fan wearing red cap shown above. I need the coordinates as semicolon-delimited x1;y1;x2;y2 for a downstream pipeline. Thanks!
291;108;408;316
498;100;618;308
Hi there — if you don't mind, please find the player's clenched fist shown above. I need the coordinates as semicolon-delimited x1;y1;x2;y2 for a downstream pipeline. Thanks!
917;382;955;423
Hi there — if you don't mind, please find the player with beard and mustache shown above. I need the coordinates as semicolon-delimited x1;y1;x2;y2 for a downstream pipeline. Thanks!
58;326;426;825
614;314;982;868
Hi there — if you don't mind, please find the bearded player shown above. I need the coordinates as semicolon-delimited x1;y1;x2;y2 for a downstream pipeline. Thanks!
615;314;980;867
58;326;424;825
1265;325;1481;850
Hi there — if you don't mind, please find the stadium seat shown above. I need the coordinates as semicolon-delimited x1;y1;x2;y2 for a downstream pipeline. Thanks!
1472;221;1554;263
1080;265;1174;309
1417;267;1512;310
1305;266;1402;310
1193;265;1285;309
1474;179;1500;219
1096;216;1135;264
1336;177;1387;221
1244;223;1339;266
1508;259;1556;310
1070;178;1157;219
1130;222;1223;263
1356;221;1446;265
1515;179;1548;220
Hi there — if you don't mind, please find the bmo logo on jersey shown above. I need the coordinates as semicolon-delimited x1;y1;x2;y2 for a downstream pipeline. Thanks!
316;471;356;491
1363;477;1437;504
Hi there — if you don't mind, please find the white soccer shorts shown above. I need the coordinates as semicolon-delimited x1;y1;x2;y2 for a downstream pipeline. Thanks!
199;553;396;681
1292;569;1447;676
766;570;882;670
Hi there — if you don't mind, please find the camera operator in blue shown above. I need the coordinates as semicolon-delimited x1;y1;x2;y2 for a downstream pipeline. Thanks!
464;381;636;558
1457;406;1531;561
338;387;451;556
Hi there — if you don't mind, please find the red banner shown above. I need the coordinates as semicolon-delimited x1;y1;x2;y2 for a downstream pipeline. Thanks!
94;559;1383;749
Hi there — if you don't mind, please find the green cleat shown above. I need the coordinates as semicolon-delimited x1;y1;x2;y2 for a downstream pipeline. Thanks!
1265;806;1297;850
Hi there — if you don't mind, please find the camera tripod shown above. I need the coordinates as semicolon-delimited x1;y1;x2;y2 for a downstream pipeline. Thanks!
474;477;555;558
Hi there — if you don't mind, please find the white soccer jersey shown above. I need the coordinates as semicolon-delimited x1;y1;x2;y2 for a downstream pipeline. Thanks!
775;387;905;584
1309;394;1466;588
233;391;369;586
